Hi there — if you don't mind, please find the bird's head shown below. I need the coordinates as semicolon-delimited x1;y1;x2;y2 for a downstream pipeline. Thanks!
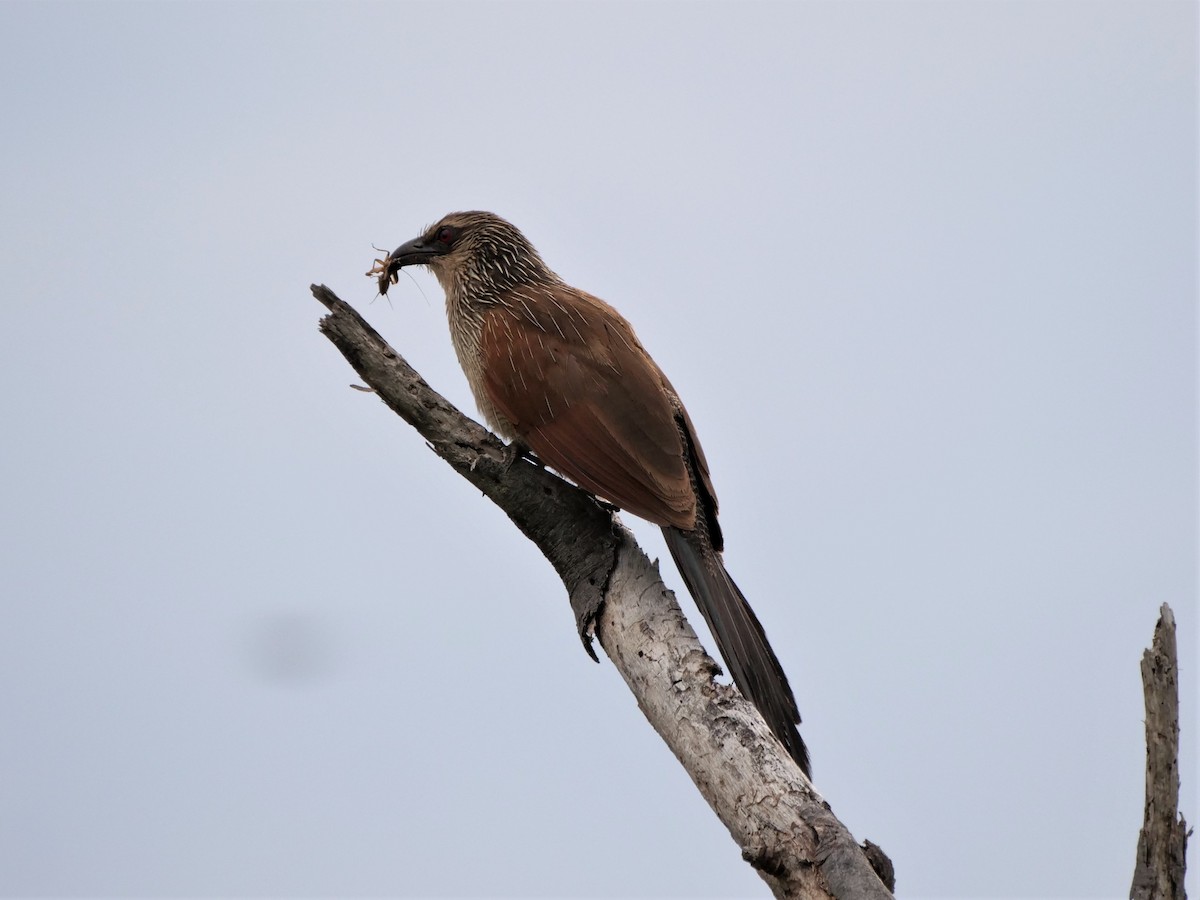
370;211;557;301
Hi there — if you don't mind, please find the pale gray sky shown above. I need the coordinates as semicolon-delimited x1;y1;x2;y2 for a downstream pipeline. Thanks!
0;2;1195;898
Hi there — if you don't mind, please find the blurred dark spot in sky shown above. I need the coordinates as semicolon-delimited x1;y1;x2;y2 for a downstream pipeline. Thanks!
244;612;338;685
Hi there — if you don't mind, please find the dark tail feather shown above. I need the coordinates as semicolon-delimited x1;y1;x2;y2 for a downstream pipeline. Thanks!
662;525;811;777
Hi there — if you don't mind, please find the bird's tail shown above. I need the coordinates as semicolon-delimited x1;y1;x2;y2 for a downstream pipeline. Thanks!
662;525;810;777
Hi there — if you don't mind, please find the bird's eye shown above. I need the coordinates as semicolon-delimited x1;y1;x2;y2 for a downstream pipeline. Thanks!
435;226;457;244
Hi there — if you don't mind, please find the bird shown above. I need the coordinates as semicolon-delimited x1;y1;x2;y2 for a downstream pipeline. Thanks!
371;211;810;777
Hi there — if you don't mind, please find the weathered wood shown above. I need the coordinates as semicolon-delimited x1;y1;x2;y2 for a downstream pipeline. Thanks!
1130;603;1190;900
313;284;894;899
313;283;613;654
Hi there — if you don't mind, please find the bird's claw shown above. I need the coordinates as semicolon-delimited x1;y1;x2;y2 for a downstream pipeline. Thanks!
500;440;540;472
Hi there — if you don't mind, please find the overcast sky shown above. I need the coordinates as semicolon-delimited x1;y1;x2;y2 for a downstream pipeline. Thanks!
0;2;1195;898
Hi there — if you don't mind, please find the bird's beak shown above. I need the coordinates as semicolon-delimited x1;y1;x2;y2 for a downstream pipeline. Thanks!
387;236;445;269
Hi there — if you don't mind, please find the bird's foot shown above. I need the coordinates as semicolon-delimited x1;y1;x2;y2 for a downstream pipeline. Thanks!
591;496;620;514
500;439;541;472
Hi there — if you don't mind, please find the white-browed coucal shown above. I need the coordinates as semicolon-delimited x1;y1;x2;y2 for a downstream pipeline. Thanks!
372;211;810;776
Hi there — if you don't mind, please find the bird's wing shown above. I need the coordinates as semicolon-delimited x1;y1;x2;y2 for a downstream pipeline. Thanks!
480;286;697;529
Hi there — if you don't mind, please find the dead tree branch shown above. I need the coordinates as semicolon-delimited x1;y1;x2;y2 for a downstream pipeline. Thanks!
312;284;893;900
1131;603;1190;900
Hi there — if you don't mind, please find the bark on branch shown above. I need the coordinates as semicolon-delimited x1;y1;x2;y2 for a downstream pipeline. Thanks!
1131;603;1190;900
312;284;894;899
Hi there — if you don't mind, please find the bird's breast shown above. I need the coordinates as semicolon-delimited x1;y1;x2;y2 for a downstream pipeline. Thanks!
446;295;518;440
